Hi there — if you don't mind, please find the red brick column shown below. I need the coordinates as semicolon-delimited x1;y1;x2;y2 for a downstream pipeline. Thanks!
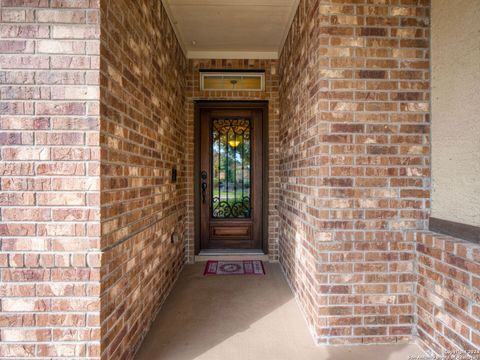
0;1;101;358
279;0;430;345
99;0;187;358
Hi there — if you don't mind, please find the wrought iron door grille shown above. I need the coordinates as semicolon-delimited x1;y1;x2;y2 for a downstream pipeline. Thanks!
211;118;252;219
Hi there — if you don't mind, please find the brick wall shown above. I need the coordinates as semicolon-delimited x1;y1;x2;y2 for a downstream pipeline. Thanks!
185;59;280;262
99;0;187;359
0;0;101;358
6;0;480;357
416;232;480;356
278;0;430;344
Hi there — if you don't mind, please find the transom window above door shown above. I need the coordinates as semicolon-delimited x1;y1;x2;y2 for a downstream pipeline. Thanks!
200;71;265;91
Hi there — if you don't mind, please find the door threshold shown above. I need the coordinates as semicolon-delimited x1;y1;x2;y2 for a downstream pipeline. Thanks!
195;249;268;262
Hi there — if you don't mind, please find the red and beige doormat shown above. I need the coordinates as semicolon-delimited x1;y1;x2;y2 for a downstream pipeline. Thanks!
204;260;265;276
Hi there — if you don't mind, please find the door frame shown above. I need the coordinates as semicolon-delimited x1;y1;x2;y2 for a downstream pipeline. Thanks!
194;101;269;255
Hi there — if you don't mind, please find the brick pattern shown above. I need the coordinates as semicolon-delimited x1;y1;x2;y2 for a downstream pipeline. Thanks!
416;232;480;356
99;0;186;359
185;59;280;262
278;0;430;344
7;0;480;357
0;0;101;358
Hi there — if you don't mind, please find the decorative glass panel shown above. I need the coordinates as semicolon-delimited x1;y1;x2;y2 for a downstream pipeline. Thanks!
212;118;251;218
201;72;264;91
238;76;263;90
202;76;225;90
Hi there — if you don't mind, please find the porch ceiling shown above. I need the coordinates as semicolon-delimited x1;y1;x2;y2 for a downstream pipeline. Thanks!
162;0;299;59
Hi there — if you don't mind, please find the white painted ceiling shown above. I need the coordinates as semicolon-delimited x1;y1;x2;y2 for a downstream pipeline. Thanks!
162;0;299;58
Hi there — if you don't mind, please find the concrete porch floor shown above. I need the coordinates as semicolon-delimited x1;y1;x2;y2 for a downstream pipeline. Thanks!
135;263;425;360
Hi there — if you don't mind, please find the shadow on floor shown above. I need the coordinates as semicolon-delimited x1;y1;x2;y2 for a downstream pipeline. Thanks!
134;263;425;360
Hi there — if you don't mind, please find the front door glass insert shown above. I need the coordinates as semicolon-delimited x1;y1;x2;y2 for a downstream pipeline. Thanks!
211;118;251;218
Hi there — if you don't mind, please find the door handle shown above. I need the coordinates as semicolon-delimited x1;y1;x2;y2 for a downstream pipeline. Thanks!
201;171;207;204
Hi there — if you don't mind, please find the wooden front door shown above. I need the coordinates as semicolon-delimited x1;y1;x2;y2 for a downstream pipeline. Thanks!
199;106;264;250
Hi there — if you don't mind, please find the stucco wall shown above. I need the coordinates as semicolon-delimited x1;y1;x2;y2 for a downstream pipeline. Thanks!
431;0;480;227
